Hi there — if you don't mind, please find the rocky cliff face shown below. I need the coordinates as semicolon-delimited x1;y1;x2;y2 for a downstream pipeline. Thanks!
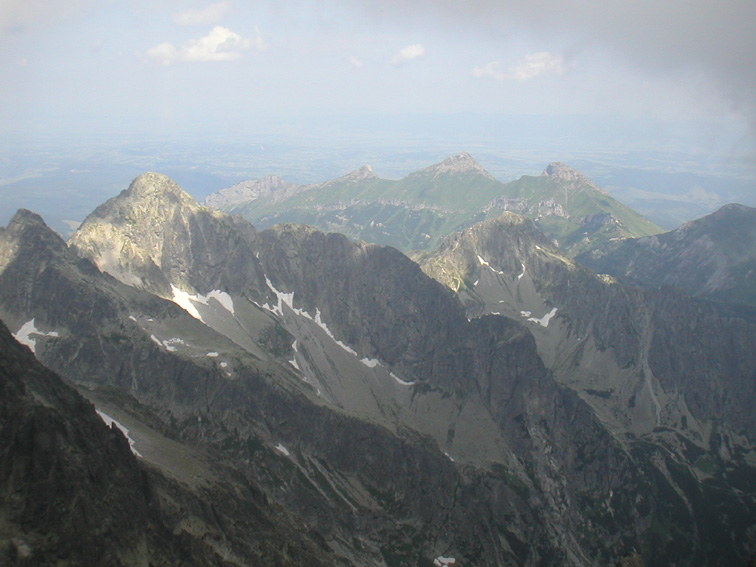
70;172;271;304
578;203;756;308
1;173;755;567
420;211;756;565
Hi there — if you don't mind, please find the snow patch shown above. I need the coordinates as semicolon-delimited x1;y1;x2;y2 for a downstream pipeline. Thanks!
390;372;417;387
313;308;358;356
163;337;185;352
171;285;204;320
13;319;59;354
289;357;300;370
520;310;532;317
275;443;290;457
128;315;137;322
220;361;228;368
525;307;558;327
171;285;235;321
207;352;219;357
444;452;455;462
360;357;381;368
96;410;142;457
517;263;526;280
434;557;456;566
207;290;235;315
477;255;504;275
263;277;304;318
152;335;186;352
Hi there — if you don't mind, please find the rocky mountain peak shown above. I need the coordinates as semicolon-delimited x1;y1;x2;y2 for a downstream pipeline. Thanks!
708;202;755;221
4;209;67;253
331;164;377;184
419;212;558;292
4;210;54;244
124;172;197;207
69;173;215;293
8;208;48;230
542;162;606;194
421;152;493;180
1;209;69;274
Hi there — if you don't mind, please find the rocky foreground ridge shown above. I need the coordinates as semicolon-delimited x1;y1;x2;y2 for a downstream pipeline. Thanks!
0;172;754;567
577;203;756;309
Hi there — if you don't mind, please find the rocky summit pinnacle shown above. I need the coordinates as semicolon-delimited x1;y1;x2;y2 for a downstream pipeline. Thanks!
421;152;493;180
331;164;377;184
124;172;196;205
69;172;215;293
542;162;606;194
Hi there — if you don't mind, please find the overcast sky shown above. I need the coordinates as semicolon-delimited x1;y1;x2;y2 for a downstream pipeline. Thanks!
2;0;755;156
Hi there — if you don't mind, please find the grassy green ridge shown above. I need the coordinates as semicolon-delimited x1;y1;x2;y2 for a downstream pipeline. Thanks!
225;157;662;256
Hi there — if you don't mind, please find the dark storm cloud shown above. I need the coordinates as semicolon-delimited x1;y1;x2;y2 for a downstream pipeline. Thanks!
342;0;756;126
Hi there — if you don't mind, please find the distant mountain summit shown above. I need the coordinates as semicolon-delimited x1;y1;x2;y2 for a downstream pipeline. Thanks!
205;154;660;256
543;162;608;195
579;203;756;307
412;152;494;180
327;164;377;183
204;174;297;210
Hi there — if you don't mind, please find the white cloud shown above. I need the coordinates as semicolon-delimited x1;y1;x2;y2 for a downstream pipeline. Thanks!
471;61;506;81
510;51;566;80
472;52;567;81
391;43;425;65
173;2;230;27
16;57;28;66
348;55;362;68
147;26;254;65
253;25;268;52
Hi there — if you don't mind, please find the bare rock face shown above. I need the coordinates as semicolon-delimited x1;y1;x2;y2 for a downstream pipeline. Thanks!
421;210;756;438
420;209;756;566
70;172;270;303
0;315;353;567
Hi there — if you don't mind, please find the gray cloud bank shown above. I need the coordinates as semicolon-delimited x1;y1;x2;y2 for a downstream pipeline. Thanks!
344;0;756;129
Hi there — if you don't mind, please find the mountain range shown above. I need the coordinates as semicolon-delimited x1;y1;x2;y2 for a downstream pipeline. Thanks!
205;154;662;258
1;160;755;567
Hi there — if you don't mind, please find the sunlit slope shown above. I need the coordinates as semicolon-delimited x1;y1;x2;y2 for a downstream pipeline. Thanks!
486;163;663;256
